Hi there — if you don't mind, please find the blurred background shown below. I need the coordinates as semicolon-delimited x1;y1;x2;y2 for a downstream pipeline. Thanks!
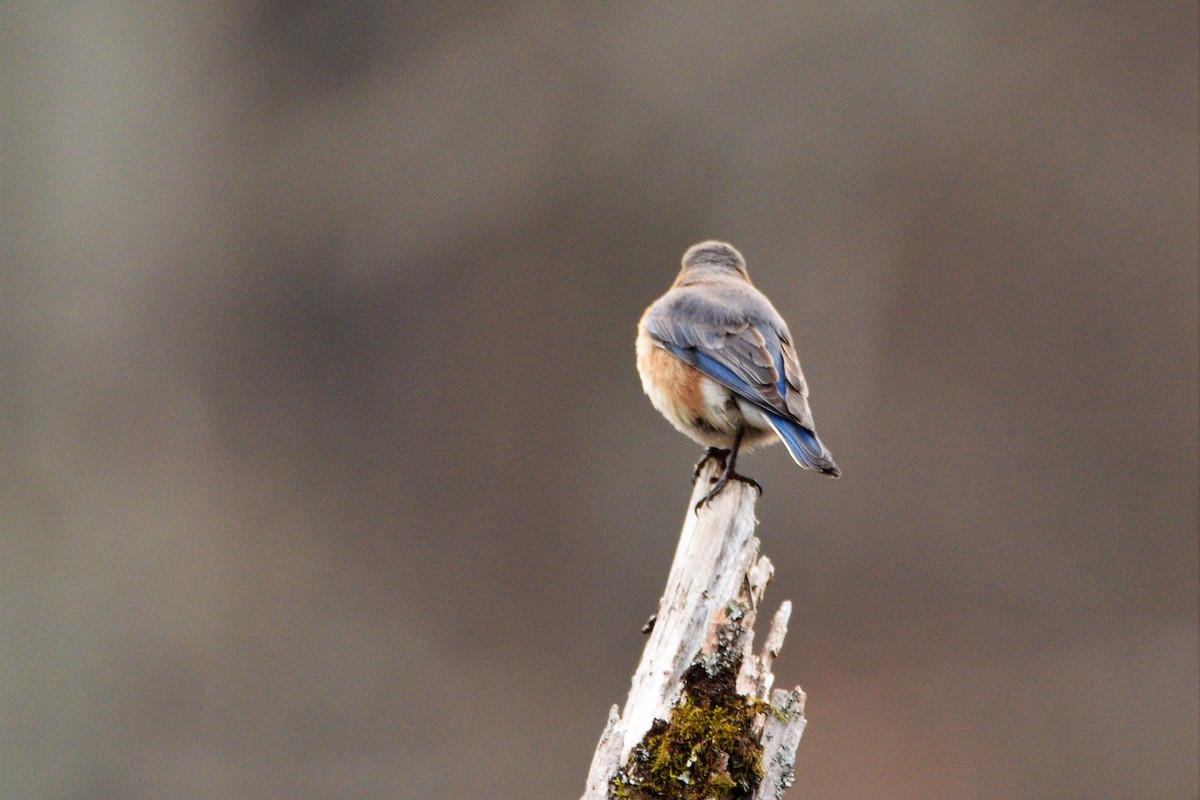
3;3;1197;798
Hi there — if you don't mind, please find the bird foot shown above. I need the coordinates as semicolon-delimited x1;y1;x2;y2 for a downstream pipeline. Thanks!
694;470;762;511
731;472;763;496
692;447;731;482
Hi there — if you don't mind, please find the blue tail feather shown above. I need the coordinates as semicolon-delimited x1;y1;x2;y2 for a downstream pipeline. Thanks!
764;414;840;477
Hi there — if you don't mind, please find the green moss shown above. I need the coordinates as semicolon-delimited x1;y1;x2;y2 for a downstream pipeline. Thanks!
611;650;769;800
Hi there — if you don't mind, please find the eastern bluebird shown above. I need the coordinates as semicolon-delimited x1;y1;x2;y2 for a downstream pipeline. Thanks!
636;241;839;508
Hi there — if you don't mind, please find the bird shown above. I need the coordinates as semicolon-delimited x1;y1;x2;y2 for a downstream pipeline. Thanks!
636;240;839;509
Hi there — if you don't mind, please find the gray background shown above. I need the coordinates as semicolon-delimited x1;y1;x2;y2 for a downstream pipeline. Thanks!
4;3;1197;798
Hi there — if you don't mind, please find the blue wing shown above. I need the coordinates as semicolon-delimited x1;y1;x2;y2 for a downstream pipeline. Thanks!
645;289;839;476
681;348;839;475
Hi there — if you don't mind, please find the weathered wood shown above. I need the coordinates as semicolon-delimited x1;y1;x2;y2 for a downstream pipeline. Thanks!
581;461;808;799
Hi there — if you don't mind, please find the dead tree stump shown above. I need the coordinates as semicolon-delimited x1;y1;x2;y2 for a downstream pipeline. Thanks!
581;460;808;799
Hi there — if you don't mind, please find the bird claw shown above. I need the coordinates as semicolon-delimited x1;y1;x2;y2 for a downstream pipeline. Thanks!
694;470;762;511
692;447;731;483
732;473;763;496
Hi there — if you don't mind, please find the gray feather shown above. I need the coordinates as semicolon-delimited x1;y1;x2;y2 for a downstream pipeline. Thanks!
642;280;819;432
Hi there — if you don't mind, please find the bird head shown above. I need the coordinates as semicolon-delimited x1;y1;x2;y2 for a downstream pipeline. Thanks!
676;240;750;284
